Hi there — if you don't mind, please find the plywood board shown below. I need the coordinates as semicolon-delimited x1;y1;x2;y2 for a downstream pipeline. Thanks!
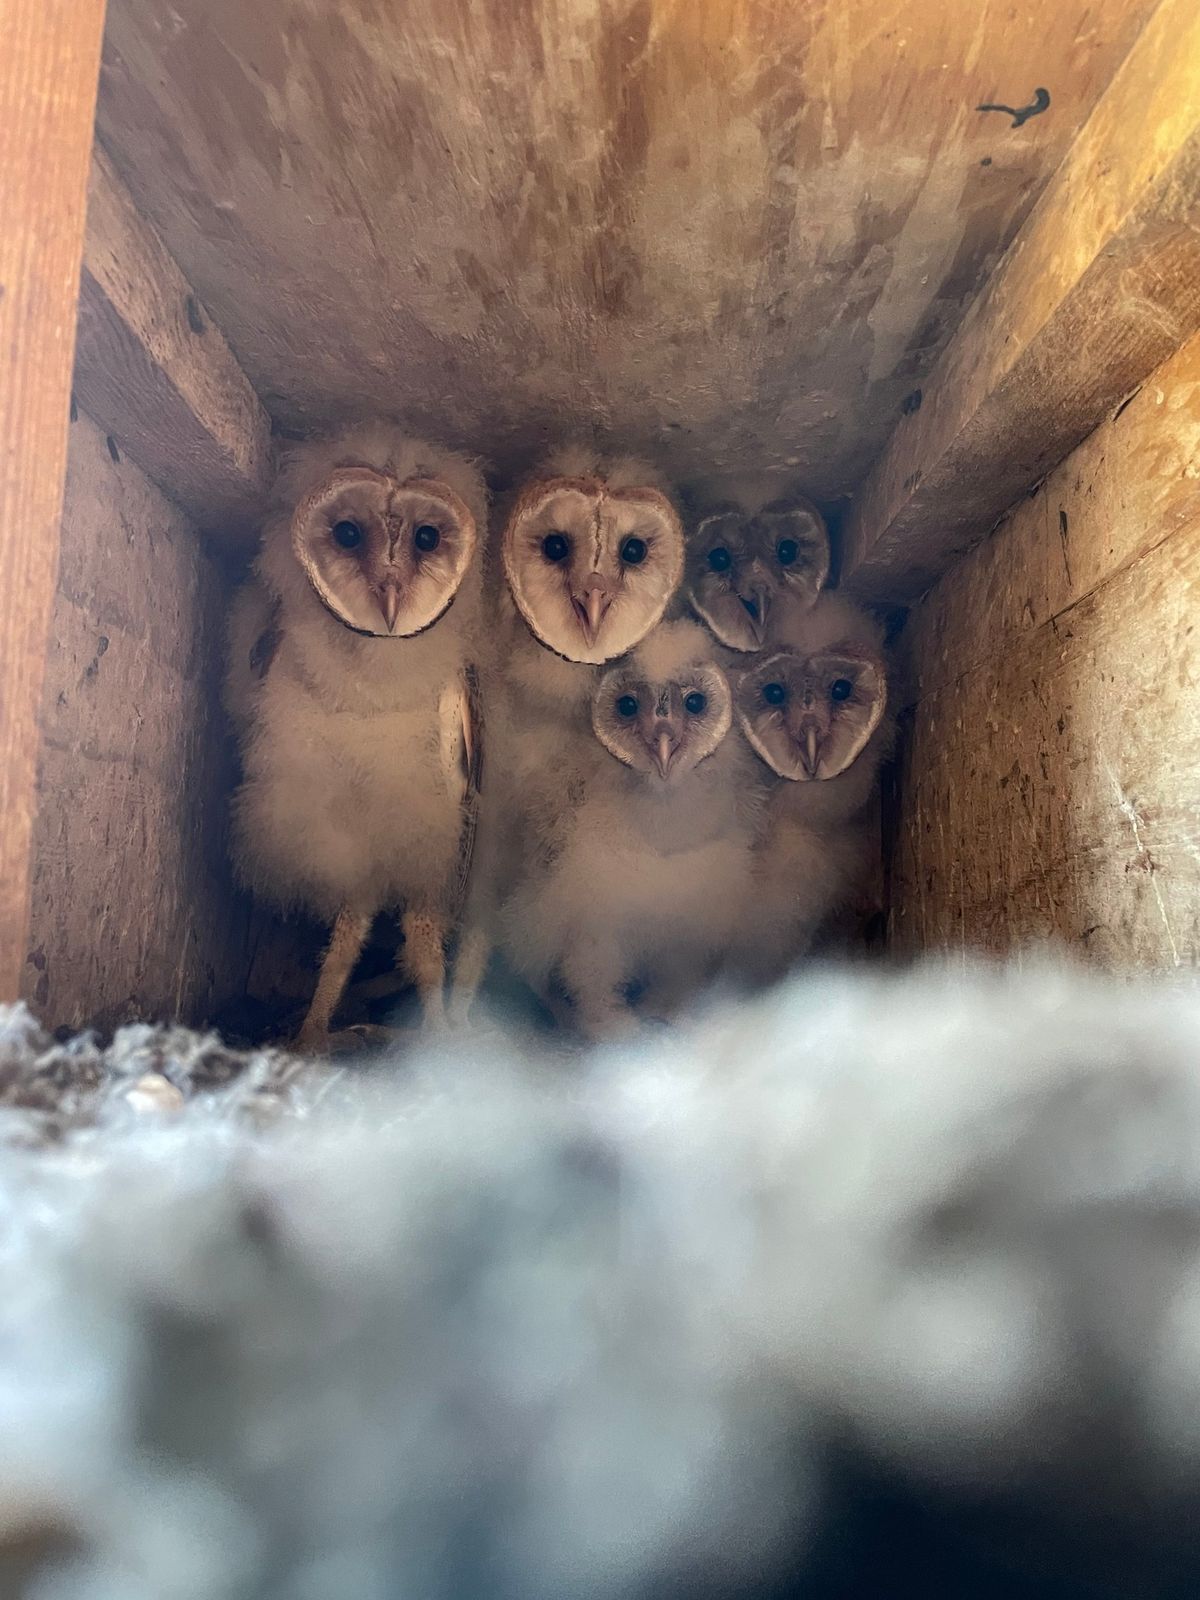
843;0;1200;601
96;0;1156;499
0;0;107;1001
891;331;1200;970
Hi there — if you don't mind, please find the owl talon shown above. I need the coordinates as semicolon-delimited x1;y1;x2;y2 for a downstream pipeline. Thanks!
294;1024;401;1058
292;1025;332;1057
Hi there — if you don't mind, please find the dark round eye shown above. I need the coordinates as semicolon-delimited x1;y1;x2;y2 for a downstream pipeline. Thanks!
707;546;732;573
620;536;648;566
830;678;854;702
776;538;799;566
332;519;362;550
616;694;639;719
414;523;440;552
542;532;569;562
683;691;707;715
762;681;787;706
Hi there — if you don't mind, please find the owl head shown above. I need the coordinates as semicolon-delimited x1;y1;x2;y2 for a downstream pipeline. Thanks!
502;458;684;665
735;643;886;781
592;621;732;783
686;495;830;652
290;461;478;638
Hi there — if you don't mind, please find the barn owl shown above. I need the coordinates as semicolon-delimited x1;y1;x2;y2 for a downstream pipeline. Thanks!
498;620;763;1038
225;425;487;1049
502;445;685;672
728;592;892;985
685;484;830;653
452;449;687;1018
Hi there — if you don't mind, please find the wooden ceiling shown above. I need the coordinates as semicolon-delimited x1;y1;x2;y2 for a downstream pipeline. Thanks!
96;0;1158;503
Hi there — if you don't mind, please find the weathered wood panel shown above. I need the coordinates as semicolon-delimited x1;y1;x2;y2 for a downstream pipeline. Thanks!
0;0;107;1001
905;336;1200;702
25;410;283;1030
73;146;273;537
891;331;1200;969
96;0;1156;500
843;0;1200;601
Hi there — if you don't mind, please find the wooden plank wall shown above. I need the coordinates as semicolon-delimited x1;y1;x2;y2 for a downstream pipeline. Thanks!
890;330;1200;970
0;0;108;1001
23;409;296;1032
15;146;302;1035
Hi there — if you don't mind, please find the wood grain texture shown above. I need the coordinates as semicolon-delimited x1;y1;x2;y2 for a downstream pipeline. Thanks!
95;0;1155;501
843;0;1200;601
73;145;273;537
0;0;107;1002
25;410;290;1030
890;331;1200;969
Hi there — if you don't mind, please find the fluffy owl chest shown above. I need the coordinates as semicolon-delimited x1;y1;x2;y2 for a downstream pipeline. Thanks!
599;771;744;856
333;707;451;794
265;671;468;819
571;830;753;948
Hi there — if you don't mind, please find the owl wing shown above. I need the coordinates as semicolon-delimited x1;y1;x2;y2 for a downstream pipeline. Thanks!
445;664;484;914
224;582;282;731
249;602;284;682
461;663;484;801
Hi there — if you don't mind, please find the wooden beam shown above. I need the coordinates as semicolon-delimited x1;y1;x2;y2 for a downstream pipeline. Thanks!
72;144;272;536
0;0;107;1003
842;0;1200;603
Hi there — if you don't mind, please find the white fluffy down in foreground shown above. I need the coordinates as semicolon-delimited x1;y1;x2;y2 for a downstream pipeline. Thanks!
3;960;1200;1597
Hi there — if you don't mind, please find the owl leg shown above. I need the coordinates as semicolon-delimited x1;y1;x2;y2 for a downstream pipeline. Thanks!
448;924;491;1026
295;908;372;1053
561;934;634;1042
401;908;448;1028
645;941;729;1017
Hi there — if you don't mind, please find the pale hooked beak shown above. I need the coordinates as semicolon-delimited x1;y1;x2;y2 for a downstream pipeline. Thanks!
572;575;613;646
739;584;770;644
800;723;821;778
378;578;404;634
652;726;679;779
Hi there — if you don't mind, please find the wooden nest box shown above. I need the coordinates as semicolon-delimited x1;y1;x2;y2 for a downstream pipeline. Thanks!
3;0;1198;1033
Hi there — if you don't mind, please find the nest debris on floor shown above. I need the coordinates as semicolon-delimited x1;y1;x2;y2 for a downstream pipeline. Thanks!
3;963;1200;1598
0;1004;324;1147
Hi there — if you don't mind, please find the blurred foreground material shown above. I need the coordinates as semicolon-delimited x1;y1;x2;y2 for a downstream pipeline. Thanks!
2;961;1200;1598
